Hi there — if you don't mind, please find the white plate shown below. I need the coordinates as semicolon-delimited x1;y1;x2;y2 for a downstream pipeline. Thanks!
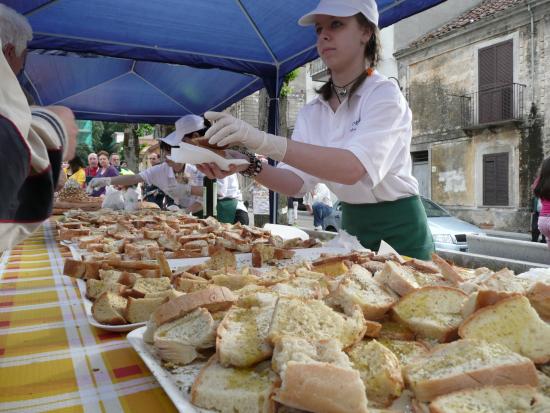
167;142;249;171
168;246;350;270
263;224;309;241
127;327;211;413
71;276;146;332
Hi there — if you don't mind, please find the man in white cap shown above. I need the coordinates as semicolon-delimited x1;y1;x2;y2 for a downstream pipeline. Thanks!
88;116;204;210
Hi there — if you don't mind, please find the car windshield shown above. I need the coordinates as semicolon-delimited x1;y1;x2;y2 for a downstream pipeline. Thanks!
421;198;451;218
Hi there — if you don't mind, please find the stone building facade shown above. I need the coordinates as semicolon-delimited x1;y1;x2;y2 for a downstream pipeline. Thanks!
395;0;550;232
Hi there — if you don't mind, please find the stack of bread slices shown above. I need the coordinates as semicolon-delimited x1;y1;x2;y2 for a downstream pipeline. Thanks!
131;249;550;413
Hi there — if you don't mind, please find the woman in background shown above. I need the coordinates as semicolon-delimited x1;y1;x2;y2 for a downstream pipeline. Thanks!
64;156;86;188
90;150;119;197
534;157;550;248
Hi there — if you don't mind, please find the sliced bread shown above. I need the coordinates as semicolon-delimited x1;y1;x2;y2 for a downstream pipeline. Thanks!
376;261;451;297
429;385;549;413
527;281;550;321
392;287;467;342
132;277;171;296
458;295;550;363
85;279;125;301
217;303;276;368
328;264;398;320
403;339;538;402
124;296;167;323
153;308;216;365
377;338;429;367
91;291;127;325
153;286;235;326
347;339;404;407
272;336;368;413
270;277;328;300
267;298;366;349
191;355;276;413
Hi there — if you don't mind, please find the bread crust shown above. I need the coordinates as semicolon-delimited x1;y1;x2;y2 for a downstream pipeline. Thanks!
153;286;236;326
273;362;368;413
431;254;463;284
428;385;538;413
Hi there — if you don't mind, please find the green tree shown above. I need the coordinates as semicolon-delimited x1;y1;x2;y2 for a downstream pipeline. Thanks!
91;121;125;154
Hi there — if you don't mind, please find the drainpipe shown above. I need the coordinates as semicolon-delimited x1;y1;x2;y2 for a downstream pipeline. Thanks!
528;2;535;104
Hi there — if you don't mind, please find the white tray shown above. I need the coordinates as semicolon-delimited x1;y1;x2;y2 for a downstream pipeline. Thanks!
128;327;210;413
168;246;350;270
167;142;249;171
71;276;146;332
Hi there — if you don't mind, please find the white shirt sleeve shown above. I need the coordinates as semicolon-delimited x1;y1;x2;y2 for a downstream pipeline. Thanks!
276;111;320;197
139;163;167;187
345;83;412;188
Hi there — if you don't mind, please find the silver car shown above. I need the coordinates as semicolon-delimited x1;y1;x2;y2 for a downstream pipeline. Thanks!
322;197;485;251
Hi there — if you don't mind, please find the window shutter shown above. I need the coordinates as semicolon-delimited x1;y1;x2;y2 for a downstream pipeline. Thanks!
483;153;509;206
478;40;513;123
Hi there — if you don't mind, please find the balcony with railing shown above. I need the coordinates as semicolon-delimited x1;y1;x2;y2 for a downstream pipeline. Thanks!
459;83;526;129
310;58;329;82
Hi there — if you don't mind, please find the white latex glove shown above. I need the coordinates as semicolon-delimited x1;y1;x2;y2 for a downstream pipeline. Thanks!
87;177;111;193
166;204;181;212
164;183;191;207
205;111;288;161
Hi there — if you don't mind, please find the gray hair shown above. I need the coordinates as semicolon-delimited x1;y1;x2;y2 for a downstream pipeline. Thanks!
0;4;33;56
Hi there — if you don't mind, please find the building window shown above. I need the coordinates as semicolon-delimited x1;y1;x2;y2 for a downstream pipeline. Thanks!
478;39;513;124
483;152;509;206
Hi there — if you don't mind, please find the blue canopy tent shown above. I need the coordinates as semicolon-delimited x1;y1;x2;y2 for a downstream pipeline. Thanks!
6;0;447;222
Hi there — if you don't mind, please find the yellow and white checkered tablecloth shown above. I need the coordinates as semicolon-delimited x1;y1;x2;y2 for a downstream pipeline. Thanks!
0;220;177;413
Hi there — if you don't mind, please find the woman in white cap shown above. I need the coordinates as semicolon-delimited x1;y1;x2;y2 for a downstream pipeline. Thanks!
198;0;434;259
88;117;204;210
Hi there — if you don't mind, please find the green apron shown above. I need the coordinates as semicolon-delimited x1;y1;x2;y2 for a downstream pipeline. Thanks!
341;195;434;260
194;198;238;224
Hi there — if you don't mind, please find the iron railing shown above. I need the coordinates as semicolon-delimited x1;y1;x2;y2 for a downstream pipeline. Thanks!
310;58;329;81
459;83;526;128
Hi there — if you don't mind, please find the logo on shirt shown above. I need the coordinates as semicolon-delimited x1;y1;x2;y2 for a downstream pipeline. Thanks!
350;116;361;132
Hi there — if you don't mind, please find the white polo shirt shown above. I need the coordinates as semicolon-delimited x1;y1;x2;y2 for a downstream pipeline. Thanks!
139;162;203;209
278;71;418;204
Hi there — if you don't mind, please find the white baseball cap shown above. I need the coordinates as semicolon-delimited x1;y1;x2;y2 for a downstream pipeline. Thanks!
158;114;206;147
298;0;379;27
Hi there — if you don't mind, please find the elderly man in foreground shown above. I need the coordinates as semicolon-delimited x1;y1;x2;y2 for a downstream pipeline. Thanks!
0;4;77;251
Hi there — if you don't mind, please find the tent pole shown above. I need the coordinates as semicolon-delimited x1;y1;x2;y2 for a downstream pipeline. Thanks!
267;95;279;224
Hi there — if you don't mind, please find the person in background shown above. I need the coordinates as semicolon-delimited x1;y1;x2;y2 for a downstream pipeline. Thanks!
88;134;202;209
0;4;77;251
64;156;86;188
305;183;333;230
90;150;119;197
534;158;550;249
198;0;434;259
143;152;173;208
121;160;128;169
85;152;99;184
110;152;134;175
178;115;248;223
